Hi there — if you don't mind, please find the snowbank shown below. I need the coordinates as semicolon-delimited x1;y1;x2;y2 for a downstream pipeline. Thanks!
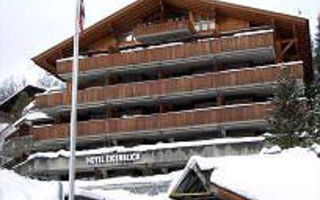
82;189;170;200
74;170;180;189
0;169;60;200
0;169;175;200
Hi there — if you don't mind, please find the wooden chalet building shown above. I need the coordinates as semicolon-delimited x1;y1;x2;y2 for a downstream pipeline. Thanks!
3;0;312;179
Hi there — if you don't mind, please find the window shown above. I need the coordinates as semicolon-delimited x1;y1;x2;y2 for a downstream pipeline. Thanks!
194;15;215;31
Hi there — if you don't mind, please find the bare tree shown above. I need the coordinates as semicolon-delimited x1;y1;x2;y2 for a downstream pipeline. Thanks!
36;73;64;90
0;77;27;103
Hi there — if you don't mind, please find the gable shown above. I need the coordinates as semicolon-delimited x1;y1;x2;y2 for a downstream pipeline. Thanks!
32;0;312;82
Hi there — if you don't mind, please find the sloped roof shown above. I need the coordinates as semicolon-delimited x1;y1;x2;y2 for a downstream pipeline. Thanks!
169;146;320;200
0;85;45;114
32;0;312;80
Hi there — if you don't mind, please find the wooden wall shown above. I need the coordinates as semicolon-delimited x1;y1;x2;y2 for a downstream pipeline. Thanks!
32;102;271;141
36;62;303;109
57;32;274;74
88;35;118;52
217;17;249;32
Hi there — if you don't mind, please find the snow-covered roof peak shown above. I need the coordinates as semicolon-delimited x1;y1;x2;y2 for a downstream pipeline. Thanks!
170;145;320;200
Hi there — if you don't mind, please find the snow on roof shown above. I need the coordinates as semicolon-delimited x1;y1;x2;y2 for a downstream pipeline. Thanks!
0;169;60;200
0;85;44;109
74;188;108;200
0;169;174;200
24;111;51;121
74;170;181;189
63;172;180;199
233;29;274;37
22;101;35;113
171;145;320;200
0;116;25;148
0;123;8;132
0;109;51;148
27;136;264;160
79;189;170;200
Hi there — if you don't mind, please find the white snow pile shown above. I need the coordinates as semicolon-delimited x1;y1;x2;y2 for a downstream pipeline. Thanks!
76;189;169;200
0;168;178;200
0;123;8;132
24;111;51;121
74;170;180;188
176;145;320;200
0;169;60;200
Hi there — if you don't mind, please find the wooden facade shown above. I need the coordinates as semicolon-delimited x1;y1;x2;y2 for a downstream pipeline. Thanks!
56;31;274;74
32;0;312;82
133;18;195;43
35;62;303;109
32;102;271;141
29;0;310;148
4;0;312;175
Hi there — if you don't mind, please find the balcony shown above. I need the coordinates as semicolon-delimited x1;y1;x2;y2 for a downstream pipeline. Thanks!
35;62;303;111
57;31;275;78
32;102;271;146
133;18;195;44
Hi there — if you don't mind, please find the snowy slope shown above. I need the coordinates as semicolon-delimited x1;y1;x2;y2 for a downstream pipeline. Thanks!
0;169;60;200
210;147;320;200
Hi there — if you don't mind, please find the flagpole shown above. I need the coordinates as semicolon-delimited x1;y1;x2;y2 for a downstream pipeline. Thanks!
69;0;81;199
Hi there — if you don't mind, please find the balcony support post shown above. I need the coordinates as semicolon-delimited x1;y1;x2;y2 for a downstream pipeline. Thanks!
112;139;118;146
220;128;226;138
159;0;165;22
217;93;225;106
189;11;195;24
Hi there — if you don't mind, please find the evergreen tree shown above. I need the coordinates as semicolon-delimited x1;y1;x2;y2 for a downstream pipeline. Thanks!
315;15;320;72
305;83;320;143
268;67;306;148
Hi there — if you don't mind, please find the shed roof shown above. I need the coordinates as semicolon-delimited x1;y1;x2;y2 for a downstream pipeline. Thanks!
0;85;45;115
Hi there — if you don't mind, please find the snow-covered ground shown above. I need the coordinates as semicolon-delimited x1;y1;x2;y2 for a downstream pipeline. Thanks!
0;168;177;200
0;169;60;200
2;144;320;200
170;144;320;200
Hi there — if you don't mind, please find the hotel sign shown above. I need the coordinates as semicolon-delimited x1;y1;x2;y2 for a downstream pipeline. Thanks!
85;152;141;166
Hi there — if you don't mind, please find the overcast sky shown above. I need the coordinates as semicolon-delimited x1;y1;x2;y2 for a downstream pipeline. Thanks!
0;0;319;85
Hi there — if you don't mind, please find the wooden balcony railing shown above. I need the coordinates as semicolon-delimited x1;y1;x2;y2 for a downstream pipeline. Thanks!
57;31;275;74
36;62;303;110
133;18;195;42
32;102;271;141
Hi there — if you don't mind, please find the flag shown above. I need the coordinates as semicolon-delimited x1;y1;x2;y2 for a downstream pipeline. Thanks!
79;0;85;32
